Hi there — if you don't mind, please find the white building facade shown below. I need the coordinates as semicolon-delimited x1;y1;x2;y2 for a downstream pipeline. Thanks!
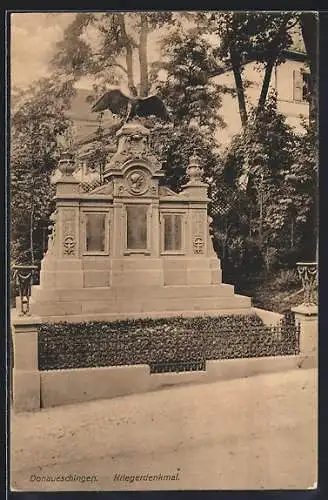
213;51;310;146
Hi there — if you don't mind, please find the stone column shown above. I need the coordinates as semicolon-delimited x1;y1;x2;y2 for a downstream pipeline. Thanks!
112;200;124;257
55;152;81;260
292;305;318;368
181;153;209;260
12;314;42;412
39;151;84;290
150;199;161;258
181;153;216;285
292;262;318;367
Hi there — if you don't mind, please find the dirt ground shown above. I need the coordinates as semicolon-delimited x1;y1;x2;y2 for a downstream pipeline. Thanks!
10;368;317;491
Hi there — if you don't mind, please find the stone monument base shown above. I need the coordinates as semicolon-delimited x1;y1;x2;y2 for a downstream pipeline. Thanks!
29;131;253;323
29;254;252;322
30;283;251;322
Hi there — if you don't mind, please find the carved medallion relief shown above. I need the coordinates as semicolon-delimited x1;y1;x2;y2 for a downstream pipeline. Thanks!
126;169;150;196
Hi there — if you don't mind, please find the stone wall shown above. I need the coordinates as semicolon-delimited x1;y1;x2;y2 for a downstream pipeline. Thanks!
11;305;317;411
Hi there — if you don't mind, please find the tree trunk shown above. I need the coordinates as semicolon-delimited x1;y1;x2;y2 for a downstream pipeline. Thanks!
258;175;264;249
300;12;318;127
29;204;35;265
117;14;137;95
290;216;294;249
230;48;248;127
256;56;276;114
259;194;263;248
223;219;228;260
138;14;149;97
257;14;294;115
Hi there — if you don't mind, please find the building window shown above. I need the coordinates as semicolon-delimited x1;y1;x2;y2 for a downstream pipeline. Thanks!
126;205;148;250
302;72;310;101
164;214;182;251
85;213;106;252
293;70;310;102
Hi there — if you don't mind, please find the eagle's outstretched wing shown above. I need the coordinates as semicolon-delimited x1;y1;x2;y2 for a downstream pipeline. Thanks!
136;95;170;121
92;88;131;115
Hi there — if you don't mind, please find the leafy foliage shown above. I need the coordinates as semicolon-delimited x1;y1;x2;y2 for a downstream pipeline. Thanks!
52;12;176;98
38;314;299;371
11;77;75;265
11;12;317;302
211;94;316;279
155;27;225;131
210;11;296;64
148;27;226;190
197;12;299;126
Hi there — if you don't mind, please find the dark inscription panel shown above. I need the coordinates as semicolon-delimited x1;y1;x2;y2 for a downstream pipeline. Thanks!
164;214;182;251
127;205;148;250
86;213;106;252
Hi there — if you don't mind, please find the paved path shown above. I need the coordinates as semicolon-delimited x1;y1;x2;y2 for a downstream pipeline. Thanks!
11;369;317;491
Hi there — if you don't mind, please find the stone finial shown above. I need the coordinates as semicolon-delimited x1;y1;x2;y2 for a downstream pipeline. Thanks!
58;151;76;176
186;152;204;183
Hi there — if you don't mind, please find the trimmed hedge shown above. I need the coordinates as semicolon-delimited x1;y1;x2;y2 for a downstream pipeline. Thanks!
38;314;299;371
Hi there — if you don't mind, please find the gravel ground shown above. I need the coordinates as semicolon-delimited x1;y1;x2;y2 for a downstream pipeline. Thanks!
10;368;317;491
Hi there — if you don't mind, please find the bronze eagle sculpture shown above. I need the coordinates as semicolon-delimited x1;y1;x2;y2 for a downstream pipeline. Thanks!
91;87;170;122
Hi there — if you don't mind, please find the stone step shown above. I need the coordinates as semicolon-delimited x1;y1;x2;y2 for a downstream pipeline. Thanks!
31;293;251;318
30;283;237;303
33;307;253;324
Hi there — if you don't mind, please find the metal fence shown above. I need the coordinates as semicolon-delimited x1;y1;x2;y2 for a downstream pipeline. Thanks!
149;312;300;374
38;311;301;372
149;359;206;374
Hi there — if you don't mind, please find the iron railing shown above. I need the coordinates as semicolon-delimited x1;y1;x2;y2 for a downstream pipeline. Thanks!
149;359;206;374
12;265;38;316
38;311;301;372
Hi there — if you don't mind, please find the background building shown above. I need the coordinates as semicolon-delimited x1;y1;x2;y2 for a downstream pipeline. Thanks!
213;50;310;145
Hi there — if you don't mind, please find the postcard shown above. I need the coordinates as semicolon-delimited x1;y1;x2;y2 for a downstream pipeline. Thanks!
9;10;318;491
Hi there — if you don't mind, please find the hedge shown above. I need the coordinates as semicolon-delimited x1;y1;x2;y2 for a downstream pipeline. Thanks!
38;314;299;371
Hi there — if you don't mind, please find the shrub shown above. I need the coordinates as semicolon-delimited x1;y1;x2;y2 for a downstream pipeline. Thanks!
273;268;299;291
38;314;299;371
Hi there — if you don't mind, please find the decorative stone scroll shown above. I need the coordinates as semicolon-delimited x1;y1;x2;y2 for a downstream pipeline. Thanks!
125;133;148;158
159;186;176;197
193;236;204;254
150;183;158;196
47;211;57;252
63;236;76;255
62;209;77;257
191;210;205;255
296;262;318;306
105;122;161;173
85;181;114;196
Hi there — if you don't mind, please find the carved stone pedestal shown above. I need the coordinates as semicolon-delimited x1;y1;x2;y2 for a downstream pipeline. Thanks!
30;127;252;321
